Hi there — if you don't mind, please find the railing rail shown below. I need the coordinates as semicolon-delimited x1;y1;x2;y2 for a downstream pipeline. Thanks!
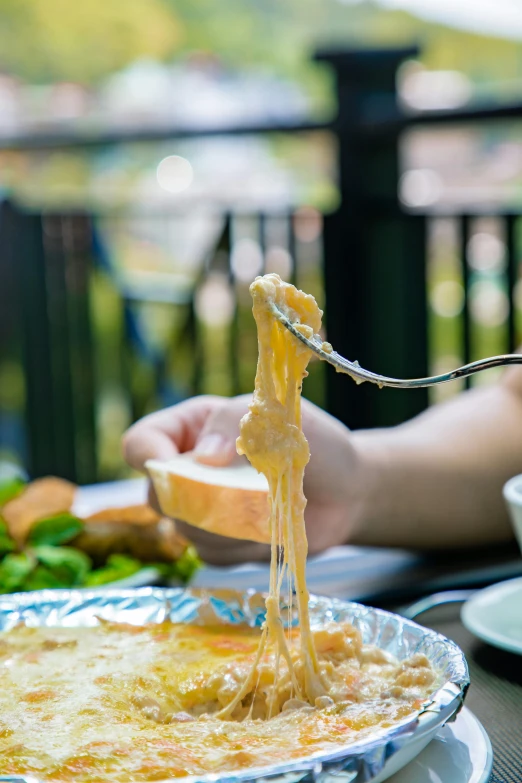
2;100;522;152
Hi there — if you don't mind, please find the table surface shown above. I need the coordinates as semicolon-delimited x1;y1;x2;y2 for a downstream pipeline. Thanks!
413;603;522;783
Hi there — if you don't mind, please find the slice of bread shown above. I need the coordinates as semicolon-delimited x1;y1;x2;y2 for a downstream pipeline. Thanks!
147;454;270;544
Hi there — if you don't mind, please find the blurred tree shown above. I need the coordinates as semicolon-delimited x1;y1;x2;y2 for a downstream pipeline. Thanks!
0;0;520;98
0;0;181;84
163;0;522;105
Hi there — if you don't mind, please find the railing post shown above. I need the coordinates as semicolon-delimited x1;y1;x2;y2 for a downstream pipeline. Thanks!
317;48;428;430
1;201;97;483
2;201;65;478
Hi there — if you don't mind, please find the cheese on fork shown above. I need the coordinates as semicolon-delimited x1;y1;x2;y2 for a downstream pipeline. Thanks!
219;274;326;716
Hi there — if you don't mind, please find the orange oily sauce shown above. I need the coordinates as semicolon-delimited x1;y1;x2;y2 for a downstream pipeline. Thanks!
0;620;436;782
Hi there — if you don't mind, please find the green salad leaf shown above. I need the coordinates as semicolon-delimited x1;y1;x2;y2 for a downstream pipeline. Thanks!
32;545;91;587
174;545;201;582
0;552;34;592
29;514;84;547
0;495;201;593
0;478;25;508
0;520;16;557
154;546;201;584
84;554;142;587
24;565;68;591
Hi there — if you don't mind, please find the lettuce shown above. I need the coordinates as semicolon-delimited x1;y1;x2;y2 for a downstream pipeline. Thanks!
0;553;34;592
32;546;91;587
0;478;25;508
29;514;84;547
24;565;69;591
84;554;142;587
0;520;16;557
0;501;201;593
154;545;201;584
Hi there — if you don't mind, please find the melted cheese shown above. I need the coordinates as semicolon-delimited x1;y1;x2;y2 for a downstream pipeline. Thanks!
227;274;325;715
0;621;437;781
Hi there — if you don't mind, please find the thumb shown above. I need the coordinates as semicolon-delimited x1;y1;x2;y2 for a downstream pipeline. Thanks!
193;401;244;467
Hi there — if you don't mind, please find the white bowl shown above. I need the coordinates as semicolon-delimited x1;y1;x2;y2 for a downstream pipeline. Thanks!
503;473;522;551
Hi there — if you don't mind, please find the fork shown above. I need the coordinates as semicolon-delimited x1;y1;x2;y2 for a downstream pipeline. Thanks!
271;303;522;389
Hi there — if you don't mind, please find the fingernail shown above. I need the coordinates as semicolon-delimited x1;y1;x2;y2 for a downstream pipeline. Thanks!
194;434;230;461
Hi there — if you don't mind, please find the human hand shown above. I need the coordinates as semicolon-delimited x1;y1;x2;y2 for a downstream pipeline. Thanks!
123;395;363;564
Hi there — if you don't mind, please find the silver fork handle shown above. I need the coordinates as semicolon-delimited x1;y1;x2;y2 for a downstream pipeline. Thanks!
271;304;522;389
324;352;522;390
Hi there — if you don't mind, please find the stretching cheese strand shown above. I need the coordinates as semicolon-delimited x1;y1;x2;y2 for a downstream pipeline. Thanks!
219;274;326;717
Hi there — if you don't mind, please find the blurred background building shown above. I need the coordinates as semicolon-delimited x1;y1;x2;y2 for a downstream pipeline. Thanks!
1;0;522;482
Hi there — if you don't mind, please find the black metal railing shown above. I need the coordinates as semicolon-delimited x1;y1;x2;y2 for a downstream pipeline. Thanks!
0;201;326;482
426;213;520;393
1;46;522;482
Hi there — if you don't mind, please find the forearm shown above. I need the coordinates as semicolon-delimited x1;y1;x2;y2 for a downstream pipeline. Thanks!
350;384;522;549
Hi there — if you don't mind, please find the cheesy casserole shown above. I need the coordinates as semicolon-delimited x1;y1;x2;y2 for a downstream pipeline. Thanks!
0;619;437;781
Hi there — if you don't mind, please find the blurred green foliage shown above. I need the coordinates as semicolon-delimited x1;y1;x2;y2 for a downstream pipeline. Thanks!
0;0;180;84
0;0;521;101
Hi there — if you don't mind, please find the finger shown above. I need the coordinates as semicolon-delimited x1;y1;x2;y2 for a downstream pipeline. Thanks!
147;397;216;448
123;425;178;472
194;396;251;467
122;396;219;472
193;433;238;467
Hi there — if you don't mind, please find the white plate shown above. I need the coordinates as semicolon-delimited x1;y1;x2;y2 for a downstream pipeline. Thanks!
461;576;522;655
388;707;492;783
75;480;423;600
73;478;148;517
190;545;422;599
73;479;161;590
89;566;162;590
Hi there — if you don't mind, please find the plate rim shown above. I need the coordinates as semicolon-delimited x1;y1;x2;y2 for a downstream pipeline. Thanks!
86;565;162;590
456;707;493;783
461;576;522;655
391;706;493;783
470;712;494;783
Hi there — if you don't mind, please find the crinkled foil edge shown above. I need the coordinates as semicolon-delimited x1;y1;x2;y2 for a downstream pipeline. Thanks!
0;587;470;783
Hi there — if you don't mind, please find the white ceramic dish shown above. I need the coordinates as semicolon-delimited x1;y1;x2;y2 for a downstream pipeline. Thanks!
92;565;162;590
461;576;522;654
73;478;148;517
76;478;424;599
73;478;163;590
190;544;422;599
503;473;522;551
389;707;492;783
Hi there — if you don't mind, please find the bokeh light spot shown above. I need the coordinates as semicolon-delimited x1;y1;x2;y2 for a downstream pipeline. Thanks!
156;155;193;194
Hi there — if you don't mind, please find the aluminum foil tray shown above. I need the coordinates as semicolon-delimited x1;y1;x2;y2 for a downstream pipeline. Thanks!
0;587;470;783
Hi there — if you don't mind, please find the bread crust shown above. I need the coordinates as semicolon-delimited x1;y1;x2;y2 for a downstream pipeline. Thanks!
147;461;270;544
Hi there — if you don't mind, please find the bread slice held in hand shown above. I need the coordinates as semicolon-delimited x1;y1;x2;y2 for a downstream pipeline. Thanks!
147;454;270;544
